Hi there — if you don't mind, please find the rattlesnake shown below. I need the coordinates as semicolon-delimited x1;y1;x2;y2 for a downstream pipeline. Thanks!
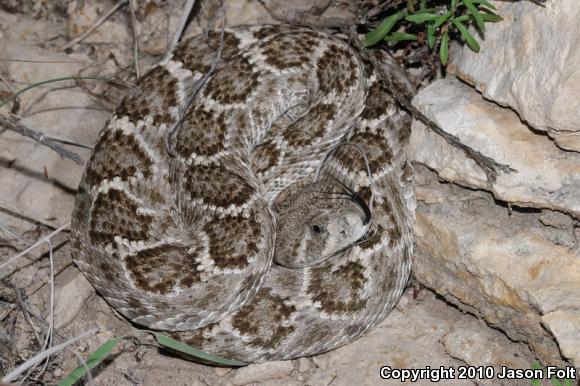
71;24;416;363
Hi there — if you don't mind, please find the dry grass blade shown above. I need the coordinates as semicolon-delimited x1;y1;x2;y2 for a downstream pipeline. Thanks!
0;223;69;273
0;114;82;165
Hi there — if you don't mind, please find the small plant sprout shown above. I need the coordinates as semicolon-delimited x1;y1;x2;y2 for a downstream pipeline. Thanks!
364;0;503;64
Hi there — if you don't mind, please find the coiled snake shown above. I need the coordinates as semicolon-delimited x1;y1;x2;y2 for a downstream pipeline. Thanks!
71;24;415;362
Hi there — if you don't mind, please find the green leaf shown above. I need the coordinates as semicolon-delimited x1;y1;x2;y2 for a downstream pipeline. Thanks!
433;10;452;28
405;13;439;23
480;12;503;22
363;12;406;47
453;19;480;52
454;12;503;23
384;32;418;41
58;338;121;386
453;15;470;22
155;334;247;367
440;30;449;64
464;0;486;32
427;24;436;48
471;0;497;10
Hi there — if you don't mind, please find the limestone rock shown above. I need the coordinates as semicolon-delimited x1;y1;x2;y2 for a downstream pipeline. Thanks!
413;169;580;365
448;0;580;151
410;77;580;218
542;310;580;366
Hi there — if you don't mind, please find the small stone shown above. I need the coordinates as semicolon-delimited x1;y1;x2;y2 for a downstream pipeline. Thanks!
54;270;94;328
231;360;294;385
214;367;232;376
0;150;15;163
297;357;311;373
306;369;334;386
311;356;328;370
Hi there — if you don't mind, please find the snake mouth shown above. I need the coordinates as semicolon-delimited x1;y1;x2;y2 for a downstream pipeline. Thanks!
350;190;371;226
328;175;372;227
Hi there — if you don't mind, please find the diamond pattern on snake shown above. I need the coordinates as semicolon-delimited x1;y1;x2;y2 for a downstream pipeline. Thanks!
71;24;416;362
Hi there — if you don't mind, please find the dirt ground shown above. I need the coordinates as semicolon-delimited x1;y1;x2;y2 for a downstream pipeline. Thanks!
0;1;560;385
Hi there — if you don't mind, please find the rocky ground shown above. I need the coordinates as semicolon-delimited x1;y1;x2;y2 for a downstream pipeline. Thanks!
0;0;578;385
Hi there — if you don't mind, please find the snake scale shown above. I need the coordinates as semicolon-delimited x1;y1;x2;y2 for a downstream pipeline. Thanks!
71;24;416;363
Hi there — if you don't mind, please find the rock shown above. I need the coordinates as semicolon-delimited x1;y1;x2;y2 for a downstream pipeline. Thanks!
542;310;580;366
448;0;580;151
231;361;294;385
413;168;580;365
441;318;531;369
54;268;94;328
410;77;580;218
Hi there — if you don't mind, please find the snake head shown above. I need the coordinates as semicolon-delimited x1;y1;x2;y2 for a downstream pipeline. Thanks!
273;179;371;268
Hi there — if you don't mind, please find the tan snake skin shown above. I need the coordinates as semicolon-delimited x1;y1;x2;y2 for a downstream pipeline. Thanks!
71;24;416;363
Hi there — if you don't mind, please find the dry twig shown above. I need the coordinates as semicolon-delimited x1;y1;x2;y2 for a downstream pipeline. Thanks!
166;4;226;155
0;200;62;229
258;0;354;29
129;0;141;79
171;0;198;49
61;0;129;51
0;114;82;165
346;25;515;184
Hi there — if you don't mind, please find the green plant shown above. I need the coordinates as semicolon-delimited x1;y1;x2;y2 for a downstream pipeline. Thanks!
364;0;502;64
58;338;121;386
57;334;245;385
530;362;575;386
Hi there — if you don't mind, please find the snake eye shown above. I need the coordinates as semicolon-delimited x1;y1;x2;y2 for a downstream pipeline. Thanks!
311;224;325;234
